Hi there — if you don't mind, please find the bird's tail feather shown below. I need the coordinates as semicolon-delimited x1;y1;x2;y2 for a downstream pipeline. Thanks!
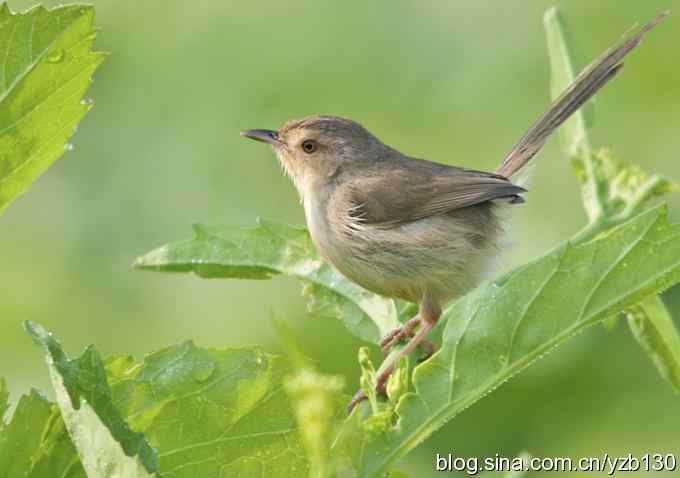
496;11;668;179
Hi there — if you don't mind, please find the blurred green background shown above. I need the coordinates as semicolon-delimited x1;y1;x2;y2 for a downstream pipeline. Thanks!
2;0;679;475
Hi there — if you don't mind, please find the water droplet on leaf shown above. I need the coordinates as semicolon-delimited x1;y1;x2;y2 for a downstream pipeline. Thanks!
80;98;93;106
46;49;64;63
64;143;74;152
192;361;215;383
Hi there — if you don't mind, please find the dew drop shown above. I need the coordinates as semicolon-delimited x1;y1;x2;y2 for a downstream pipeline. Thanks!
80;98;93;106
64;143;74;152
46;49;64;63
34;389;48;400
192;361;215;383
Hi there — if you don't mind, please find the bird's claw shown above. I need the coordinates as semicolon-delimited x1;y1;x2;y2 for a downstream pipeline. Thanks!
379;317;420;355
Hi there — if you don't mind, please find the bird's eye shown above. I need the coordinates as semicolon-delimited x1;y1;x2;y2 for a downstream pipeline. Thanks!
301;139;318;154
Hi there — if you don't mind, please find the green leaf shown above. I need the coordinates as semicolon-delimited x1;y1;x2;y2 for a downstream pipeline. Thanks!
626;295;680;393
7;324;321;477
0;389;53;477
105;342;308;477
0;4;105;213
24;322;313;477
544;7;593;159
0;380;85;478
0;377;7;422
26;407;86;478
545;9;679;393
544;7;601;221
334;205;680;476
26;321;160;477
597;148;678;219
134;218;400;343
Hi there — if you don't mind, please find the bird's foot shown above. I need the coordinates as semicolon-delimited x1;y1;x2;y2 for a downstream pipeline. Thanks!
380;318;435;362
347;389;368;413
379;317;421;354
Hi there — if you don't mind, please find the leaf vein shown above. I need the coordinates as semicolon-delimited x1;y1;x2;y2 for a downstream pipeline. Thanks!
577;216;657;322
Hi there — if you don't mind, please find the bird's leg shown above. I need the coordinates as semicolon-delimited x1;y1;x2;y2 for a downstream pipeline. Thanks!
347;295;441;413
380;314;435;361
374;302;439;394
379;316;420;354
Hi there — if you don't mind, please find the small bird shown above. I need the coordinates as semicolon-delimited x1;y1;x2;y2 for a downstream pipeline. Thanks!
242;13;666;412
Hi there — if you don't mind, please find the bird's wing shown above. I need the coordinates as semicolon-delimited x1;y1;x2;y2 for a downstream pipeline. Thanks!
344;161;525;228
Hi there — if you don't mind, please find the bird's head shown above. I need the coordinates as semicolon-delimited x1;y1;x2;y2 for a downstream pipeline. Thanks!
241;115;382;199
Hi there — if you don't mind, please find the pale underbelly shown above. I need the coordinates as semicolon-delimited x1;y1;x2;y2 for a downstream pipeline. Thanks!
311;204;503;305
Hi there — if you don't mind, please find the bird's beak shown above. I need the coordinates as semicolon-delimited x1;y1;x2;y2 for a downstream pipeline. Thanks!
240;129;281;145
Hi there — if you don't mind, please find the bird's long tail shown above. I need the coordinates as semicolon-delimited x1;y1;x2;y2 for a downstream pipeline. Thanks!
496;11;668;179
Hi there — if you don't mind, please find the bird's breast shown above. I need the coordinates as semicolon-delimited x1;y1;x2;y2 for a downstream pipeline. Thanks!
303;191;338;261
